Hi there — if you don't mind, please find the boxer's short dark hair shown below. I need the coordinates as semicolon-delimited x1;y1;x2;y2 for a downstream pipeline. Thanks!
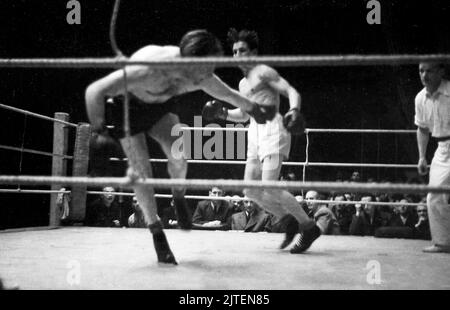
227;28;259;51
179;29;223;56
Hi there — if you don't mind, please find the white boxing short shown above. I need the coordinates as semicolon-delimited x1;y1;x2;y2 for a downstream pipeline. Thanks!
247;113;291;162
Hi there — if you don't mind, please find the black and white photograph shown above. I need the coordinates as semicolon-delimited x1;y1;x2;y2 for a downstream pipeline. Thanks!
0;0;450;294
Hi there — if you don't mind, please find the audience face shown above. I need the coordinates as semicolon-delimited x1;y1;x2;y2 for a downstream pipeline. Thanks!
395;199;409;216
243;199;257;214
416;205;428;220
231;195;243;210
102;187;115;205
305;190;319;210
333;194;346;212
132;196;139;211
355;195;373;214
350;171;361;182
209;187;224;197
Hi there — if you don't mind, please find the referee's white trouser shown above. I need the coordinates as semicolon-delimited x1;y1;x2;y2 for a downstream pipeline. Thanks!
427;141;450;246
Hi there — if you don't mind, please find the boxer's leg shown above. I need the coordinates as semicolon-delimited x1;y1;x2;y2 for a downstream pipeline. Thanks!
120;133;177;264
149;113;191;229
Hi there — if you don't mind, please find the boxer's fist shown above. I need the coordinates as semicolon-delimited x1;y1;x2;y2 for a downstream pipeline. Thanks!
246;103;277;124
417;158;428;176
89;126;118;153
283;108;305;135
202;100;228;121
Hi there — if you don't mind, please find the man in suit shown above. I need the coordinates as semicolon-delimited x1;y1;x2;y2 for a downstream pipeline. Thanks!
192;186;233;230
231;199;271;232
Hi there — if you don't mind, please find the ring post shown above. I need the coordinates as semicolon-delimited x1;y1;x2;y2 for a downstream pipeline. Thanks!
68;123;91;222
49;112;70;226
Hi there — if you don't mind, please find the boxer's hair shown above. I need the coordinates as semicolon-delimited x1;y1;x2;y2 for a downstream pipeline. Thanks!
227;28;259;51
179;29;223;56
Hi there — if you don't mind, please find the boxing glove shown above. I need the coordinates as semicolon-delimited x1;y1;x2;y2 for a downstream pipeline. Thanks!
202;100;228;121
246;103;277;124
283;108;305;135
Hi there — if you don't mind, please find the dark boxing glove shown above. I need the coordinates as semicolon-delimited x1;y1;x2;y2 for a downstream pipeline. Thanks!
202;100;229;122
246;103;277;124
283;108;305;135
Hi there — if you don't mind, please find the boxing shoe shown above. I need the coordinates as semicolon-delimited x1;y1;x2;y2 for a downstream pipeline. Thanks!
173;197;192;230
290;225;321;254
422;244;450;253
149;221;178;265
279;214;299;249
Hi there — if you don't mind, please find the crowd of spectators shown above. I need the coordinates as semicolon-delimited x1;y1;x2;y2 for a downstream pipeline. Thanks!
81;170;431;241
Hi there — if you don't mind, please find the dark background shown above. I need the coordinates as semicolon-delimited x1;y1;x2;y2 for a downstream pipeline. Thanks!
0;0;449;228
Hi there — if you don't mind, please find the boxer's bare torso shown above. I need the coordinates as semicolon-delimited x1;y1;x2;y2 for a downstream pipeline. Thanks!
238;64;280;112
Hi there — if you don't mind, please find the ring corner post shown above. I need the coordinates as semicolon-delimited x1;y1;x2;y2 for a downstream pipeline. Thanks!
49;112;70;227
69;123;91;223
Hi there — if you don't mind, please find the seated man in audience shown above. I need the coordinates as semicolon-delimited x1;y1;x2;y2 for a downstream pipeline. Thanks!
349;194;382;236
128;195;146;228
374;197;418;239
329;193;355;235
389;197;418;228
301;191;340;235
158;199;179;229
231;198;272;232
230;195;245;213
85;186;123;227
414;201;431;240
192;186;233;230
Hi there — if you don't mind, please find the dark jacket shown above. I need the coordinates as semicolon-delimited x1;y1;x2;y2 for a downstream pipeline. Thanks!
231;208;271;232
192;200;233;230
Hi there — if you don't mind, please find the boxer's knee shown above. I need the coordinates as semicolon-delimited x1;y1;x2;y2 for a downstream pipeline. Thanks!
167;157;187;179
244;188;264;200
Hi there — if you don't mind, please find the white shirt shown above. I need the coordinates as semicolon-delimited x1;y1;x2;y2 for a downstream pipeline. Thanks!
414;79;450;137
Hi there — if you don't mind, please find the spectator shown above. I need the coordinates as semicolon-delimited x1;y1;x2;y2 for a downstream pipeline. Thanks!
230;195;244;213
374;197;417;239
158;199;178;229
231;199;271;232
85;186;123;227
128;195;146;228
389;198;418;228
300;191;340;235
192;186;233;230
56;187;71;222
349;194;381;236
414;201;431;240
329;193;355;235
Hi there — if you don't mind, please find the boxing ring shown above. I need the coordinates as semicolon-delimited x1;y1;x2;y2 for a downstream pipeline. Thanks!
1;1;450;290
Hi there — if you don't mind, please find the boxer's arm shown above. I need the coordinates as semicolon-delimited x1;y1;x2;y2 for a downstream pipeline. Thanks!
226;108;250;123
417;127;430;175
85;67;146;132
200;74;255;111
265;73;301;111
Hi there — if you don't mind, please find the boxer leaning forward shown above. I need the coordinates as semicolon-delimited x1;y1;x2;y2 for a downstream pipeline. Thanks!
85;30;275;265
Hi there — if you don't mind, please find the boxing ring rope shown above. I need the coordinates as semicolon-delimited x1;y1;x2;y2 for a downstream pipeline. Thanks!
0;100;90;225
0;144;74;160
0;103;77;127
1;52;444;227
0;187;433;208
0;175;449;194
1;54;450;69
